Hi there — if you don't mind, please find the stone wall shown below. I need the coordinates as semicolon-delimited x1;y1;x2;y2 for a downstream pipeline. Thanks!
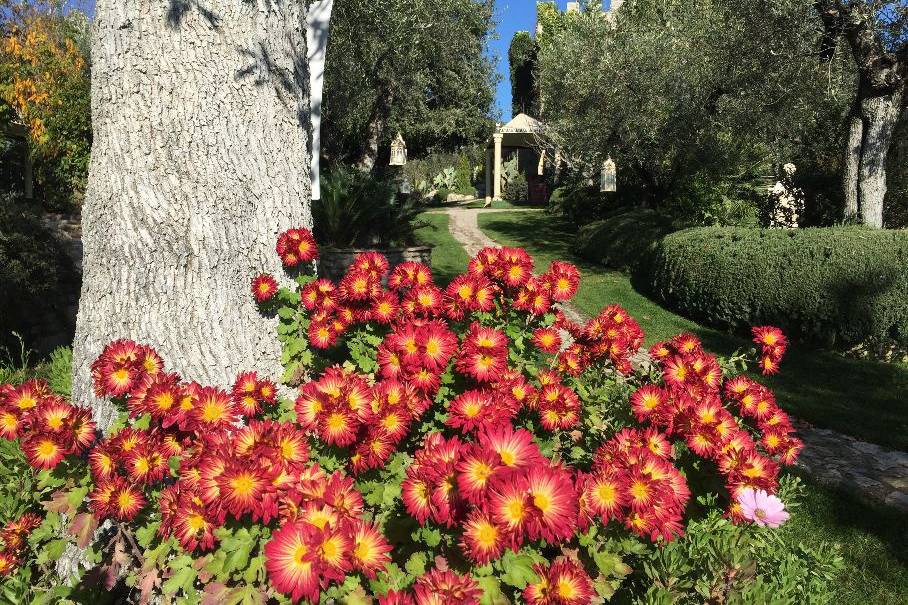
318;246;433;281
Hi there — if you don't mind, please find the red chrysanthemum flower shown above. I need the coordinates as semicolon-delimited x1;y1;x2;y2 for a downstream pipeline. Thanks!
22;432;67;469
218;463;271;521
523;557;594;605
455;446;503;504
630;385;666;423
413;568;482;605
478;424;543;470
460;510;505;565
192;386;238;431
487;473;531;549
276;227;318;267
264;521;323;603
110;482;147;521
542;260;580;302
524;465;578;542
348;519;392;579
378;590;416;605
251;274;278;303
532;327;562;354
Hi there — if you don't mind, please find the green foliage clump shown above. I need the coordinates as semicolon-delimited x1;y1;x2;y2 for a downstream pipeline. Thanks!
503;172;528;203
313;169;425;249
648;226;908;348
40;346;72;398
508;31;538;117
402;150;480;200
547;184;607;224
626;479;843;604
573;208;680;272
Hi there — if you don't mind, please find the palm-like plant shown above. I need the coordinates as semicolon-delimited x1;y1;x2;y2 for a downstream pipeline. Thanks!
313;168;427;249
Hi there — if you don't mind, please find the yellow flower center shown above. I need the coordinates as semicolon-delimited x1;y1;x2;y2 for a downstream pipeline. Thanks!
596;483;616;505
557;579;577;599
231;475;255;497
630;481;649;501
187;514;206;532
477;524;497;547
499;450;516;466
533;492;551;513
294;544;309;565
506;499;525;522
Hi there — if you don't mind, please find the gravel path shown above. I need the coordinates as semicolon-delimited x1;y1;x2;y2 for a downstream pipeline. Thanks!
439;206;908;514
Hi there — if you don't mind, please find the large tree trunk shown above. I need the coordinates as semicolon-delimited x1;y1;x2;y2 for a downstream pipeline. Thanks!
842;98;862;220
814;0;907;227
856;85;903;228
357;85;393;172
72;0;312;429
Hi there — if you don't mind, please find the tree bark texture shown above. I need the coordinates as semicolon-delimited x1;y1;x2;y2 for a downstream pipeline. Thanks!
815;0;907;227
857;85;903;228
842;98;862;220
72;0;312;429
358;85;393;172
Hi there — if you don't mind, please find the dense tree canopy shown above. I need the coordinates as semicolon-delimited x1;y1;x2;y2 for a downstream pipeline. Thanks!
321;0;497;170
536;0;856;222
508;31;537;118
0;0;91;209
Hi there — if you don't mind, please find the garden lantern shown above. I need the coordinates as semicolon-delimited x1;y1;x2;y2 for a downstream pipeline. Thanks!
600;156;616;192
389;132;407;166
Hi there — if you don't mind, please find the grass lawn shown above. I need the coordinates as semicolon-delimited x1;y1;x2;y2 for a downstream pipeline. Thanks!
414;209;908;603
782;473;908;605
461;199;535;209
414;212;471;286
477;211;908;453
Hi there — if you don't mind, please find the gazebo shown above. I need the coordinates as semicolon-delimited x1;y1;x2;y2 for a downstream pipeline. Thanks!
485;113;545;201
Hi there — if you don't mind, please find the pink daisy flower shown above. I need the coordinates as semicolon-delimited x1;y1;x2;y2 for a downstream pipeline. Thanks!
736;487;789;528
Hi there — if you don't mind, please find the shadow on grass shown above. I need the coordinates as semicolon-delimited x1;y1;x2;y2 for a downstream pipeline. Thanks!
479;212;908;451
414;213;470;287
786;472;908;603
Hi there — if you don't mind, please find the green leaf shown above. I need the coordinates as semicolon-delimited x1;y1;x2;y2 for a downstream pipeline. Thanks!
287;338;308;357
404;551;428;577
280;361;301;384
477;576;510;605
411;526;442;547
224;539;253;575
277;306;297;320
44;539;67;562
133;413;152;430
497;550;542;589
162;567;197;595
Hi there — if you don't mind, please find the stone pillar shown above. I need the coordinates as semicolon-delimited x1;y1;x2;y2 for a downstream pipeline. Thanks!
493;133;503;200
485;147;492;203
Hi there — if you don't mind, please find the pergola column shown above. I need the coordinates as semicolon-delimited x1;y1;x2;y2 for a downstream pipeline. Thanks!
493;132;503;200
485;148;493;203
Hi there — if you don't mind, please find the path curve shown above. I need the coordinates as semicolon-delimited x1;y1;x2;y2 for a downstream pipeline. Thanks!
438;207;908;514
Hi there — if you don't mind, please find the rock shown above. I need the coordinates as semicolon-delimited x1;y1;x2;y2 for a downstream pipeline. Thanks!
446;192;475;203
883;491;908;512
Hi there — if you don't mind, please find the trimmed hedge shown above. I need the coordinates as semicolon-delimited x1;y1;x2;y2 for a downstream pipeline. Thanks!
573;209;681;272
647;226;908;347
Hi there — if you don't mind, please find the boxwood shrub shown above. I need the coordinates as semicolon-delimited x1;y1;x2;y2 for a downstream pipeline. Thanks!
647;226;908;347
